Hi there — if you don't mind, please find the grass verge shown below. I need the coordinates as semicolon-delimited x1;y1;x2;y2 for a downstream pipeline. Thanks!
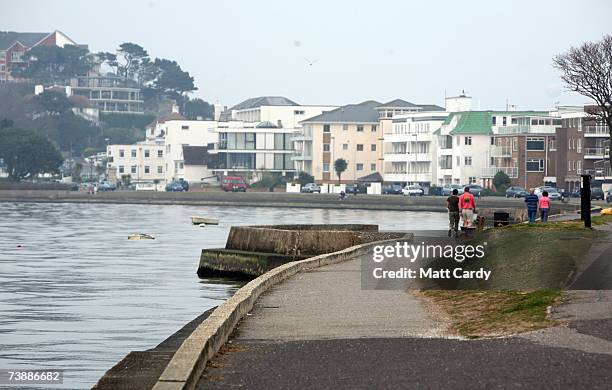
421;290;564;338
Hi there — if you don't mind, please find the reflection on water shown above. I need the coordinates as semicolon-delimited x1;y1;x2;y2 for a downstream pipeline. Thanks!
0;202;445;389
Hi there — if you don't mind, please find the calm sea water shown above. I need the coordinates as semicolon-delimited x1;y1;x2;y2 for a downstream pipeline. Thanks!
0;202;446;389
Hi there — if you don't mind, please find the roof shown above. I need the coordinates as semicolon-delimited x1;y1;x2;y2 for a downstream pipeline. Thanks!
377;99;444;111
357;172;383;182
0;31;49;50
231;96;299;110
158;112;187;123
443;110;549;135
182;146;210;166
301;100;381;123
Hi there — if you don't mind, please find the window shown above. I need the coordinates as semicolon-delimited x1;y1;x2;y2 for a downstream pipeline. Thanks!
464;156;472;166
342;124;348;131
356;163;364;171
464;136;472;145
357;125;364;132
568;160;573;172
144;149;150;158
456;156;460;167
323;124;330;133
469;177;477;184
323;143;331;152
371;163;376;171
371;144;377;152
157;166;163;173
491;137;495;145
371;125;377;132
294;110;305;115
119;149;125;157
492;116;497;125
356;144;364;151
577;138;582;153
181;125;189;130
131;149;137;158
526;137;545;151
119;165;124;173
179;162;184;169
11;51;23;61
512;137;518;151
502;116;507;126
342;143;348;150
246;133;255;150
131;165;137;174
323;163;330;172
157;150;163;157
144;166;150;174
526;159;544;172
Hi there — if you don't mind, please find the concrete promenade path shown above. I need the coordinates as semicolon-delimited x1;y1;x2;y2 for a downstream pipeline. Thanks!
197;250;612;389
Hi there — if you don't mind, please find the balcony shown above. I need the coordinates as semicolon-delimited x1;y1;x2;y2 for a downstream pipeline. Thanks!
593;167;612;179
384;172;432;182
481;166;519;178
291;154;312;161
584;126;609;137
490;145;513;157
497;125;558;135
584;147;608;159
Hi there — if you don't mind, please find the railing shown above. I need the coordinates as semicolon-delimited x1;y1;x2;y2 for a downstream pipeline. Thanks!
497;125;558;134
481;166;519;178
584;126;609;136
584;147;608;157
490;145;513;157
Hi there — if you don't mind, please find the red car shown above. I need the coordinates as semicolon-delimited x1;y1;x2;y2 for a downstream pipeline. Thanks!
222;176;247;192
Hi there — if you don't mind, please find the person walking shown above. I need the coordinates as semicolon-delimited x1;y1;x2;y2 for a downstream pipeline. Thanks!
539;190;551;222
447;188;460;237
459;187;476;228
525;188;539;223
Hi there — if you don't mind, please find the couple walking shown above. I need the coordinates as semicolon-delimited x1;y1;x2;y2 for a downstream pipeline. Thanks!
524;189;551;223
446;187;477;237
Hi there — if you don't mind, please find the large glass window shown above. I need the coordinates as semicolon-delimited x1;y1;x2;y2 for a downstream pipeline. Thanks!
245;133;255;150
274;133;284;150
526;137;545;151
526;159;544;172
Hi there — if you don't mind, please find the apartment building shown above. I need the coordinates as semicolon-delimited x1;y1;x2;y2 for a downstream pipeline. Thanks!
0;30;78;83
70;75;144;114
381;100;447;185
106;140;166;184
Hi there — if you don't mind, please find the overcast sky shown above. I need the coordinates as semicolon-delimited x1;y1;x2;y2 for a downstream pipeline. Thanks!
2;0;611;110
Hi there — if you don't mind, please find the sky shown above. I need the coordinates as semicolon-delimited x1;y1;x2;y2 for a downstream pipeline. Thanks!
2;0;611;110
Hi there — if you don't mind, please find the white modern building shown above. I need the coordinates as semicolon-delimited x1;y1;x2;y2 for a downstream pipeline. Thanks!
106;139;166;184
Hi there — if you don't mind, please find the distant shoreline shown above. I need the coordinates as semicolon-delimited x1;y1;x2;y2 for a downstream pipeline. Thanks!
0;190;581;214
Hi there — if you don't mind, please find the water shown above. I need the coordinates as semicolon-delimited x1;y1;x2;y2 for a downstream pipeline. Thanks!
0;202;446;389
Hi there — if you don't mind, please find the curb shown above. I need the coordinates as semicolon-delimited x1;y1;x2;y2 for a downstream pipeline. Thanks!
152;237;404;390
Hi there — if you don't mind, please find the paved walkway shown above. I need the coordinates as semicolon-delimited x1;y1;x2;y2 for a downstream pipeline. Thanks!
198;249;612;389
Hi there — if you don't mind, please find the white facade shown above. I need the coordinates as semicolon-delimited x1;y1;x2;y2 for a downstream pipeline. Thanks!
106;140;166;184
232;105;336;129
383;111;449;185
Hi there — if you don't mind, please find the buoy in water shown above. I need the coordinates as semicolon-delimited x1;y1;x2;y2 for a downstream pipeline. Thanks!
128;233;155;240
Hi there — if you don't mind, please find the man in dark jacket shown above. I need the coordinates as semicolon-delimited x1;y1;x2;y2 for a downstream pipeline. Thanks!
524;188;539;223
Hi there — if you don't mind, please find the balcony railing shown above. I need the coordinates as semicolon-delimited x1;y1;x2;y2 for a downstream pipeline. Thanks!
491;145;513;157
584;126;609;136
584;147;609;157
497;125;558;135
481;166;519;178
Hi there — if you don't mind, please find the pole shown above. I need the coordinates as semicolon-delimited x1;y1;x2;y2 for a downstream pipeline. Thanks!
580;174;591;228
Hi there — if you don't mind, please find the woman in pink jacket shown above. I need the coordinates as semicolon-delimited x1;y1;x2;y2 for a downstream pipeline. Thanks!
539;191;551;222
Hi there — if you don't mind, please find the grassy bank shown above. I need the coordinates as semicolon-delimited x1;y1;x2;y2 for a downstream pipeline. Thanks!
421;216;612;337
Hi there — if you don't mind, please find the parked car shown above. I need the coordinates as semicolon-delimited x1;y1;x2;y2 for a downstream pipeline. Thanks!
535;186;562;201
441;184;464;196
383;184;403;195
402;184;424;196
591;187;605;200
345;184;362;195
165;181;185;192
606;190;612;203
221;176;247;192
505;186;528;198
301;183;321;193
98;181;116;192
571;187;582;198
177;178;189;191
464;184;484;198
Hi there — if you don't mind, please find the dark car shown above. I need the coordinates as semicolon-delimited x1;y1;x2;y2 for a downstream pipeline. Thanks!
98;181;116;192
505;186;528;198
607;190;612;203
178;178;189;192
345;184;362;195
571;187;582;198
165;181;185;192
591;187;605;201
465;184;484;198
383;184;403;195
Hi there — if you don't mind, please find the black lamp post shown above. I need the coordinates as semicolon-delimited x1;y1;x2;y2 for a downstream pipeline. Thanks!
580;174;592;228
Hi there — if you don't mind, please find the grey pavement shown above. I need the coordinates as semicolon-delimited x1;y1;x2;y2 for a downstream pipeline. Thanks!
199;251;612;389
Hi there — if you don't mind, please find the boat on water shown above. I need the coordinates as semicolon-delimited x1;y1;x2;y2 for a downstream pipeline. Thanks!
191;216;219;225
128;233;155;240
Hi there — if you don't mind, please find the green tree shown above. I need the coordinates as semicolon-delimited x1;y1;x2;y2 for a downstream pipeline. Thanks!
493;170;511;193
0;127;63;181
296;171;314;186
334;158;348;184
152;58;197;107
15;44;93;83
117;42;150;81
184;98;214;119
34;90;73;115
72;162;83;183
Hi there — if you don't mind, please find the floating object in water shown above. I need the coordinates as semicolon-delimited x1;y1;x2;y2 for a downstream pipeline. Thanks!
17;244;23;248
191;216;219;225
198;223;209;228
128;233;155;240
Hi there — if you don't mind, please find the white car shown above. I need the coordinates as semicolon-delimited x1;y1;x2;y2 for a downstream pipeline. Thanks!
402;184;424;196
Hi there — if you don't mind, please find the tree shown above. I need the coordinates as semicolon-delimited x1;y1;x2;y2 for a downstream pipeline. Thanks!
116;43;149;82
34;90;73;115
0;118;14;129
152;58;197;107
72;162;83;183
296;171;314;186
334;158;347;184
184;98;214;120
15;44;93;83
554;34;612;163
0;127;63;181
493;170;511;193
